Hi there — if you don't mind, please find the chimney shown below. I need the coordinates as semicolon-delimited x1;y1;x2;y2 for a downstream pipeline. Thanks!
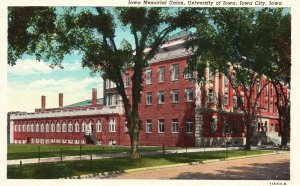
92;88;97;106
41;96;46;109
59;93;63;107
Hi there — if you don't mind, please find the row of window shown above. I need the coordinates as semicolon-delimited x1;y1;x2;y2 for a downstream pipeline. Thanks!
146;88;194;105
14;138;85;145
144;119;193;134
14;119;117;133
124;64;192;87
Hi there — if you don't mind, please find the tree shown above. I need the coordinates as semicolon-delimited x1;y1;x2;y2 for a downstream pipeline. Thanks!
8;7;182;160
252;9;291;148
181;8;289;150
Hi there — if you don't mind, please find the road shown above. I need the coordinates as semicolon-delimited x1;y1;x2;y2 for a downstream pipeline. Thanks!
108;153;289;180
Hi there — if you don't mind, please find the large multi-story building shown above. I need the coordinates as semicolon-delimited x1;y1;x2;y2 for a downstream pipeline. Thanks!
9;32;285;147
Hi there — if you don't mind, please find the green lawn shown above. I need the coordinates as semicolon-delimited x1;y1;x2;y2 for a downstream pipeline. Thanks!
7;150;272;179
7;144;177;160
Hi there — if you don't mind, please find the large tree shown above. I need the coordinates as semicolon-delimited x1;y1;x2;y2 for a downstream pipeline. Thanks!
252;8;291;148
180;8;290;150
8;7;183;159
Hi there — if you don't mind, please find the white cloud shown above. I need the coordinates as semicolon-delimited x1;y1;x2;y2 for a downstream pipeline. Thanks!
8;59;83;76
8;77;103;112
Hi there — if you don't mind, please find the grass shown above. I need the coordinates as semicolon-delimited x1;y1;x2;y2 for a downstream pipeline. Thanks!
7;144;177;160
7;150;273;179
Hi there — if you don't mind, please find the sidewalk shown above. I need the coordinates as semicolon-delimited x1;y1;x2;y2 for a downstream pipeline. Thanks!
7;147;242;165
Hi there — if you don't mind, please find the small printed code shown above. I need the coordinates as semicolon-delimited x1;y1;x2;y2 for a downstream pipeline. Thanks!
270;182;287;186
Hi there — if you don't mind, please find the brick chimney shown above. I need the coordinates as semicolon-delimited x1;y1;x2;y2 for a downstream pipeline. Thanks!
92;88;97;106
41;96;46;109
59;93;63;107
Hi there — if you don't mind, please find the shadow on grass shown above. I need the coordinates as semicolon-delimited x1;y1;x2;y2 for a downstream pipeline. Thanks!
171;160;290;180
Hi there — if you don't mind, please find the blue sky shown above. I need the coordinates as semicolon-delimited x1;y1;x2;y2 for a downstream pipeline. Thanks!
8;53;104;112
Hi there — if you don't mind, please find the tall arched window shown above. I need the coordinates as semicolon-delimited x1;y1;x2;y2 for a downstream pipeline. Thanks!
30;122;34;132
51;122;55;132
35;123;39;132
62;121;67;132
46;122;49;132
82;120;87;132
56;121;61;132
68;121;73;132
75;121;79;132
40;122;44;132
109;119;116;132
96;120;102;132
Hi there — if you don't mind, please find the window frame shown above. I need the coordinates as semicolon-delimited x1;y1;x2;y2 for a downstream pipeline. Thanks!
158;67;165;83
171;64;179;81
146;92;152;105
146;120;152;133
158;91;165;104
186;121;193;134
158;119;165;133
172;89;179;103
172;119;179;133
145;69;152;84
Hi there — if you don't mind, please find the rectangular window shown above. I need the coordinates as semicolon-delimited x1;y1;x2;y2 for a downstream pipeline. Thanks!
186;121;193;134
172;119;179;133
158;119;164;133
184;70;193;80
146;70;152;84
172;89;179;103
171;64;179;81
146;120;152;133
158;67;165;82
125;74;130;87
146;92;152;105
158;91;165;104
186;88;193;102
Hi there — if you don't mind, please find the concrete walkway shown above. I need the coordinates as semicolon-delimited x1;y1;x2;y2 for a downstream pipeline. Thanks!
8;147;243;165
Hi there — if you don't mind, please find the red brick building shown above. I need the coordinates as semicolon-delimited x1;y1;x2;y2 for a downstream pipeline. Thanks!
9;32;285;147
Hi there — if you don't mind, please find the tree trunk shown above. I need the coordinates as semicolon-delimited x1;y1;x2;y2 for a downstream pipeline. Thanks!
130;131;140;160
244;115;254;151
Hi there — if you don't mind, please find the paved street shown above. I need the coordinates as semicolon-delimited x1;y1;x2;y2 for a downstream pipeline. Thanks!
108;153;289;180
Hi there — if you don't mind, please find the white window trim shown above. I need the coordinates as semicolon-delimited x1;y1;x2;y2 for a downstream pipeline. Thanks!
172;120;179;133
109;119;116;132
186;88;194;102
96;120;102;132
171;64;179;81
172;90;179;103
146;70;152;84
158;67;165;83
158;91;165;104
146;92;152;105
146;120;152;133
158;120;165;133
186;121;193;134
